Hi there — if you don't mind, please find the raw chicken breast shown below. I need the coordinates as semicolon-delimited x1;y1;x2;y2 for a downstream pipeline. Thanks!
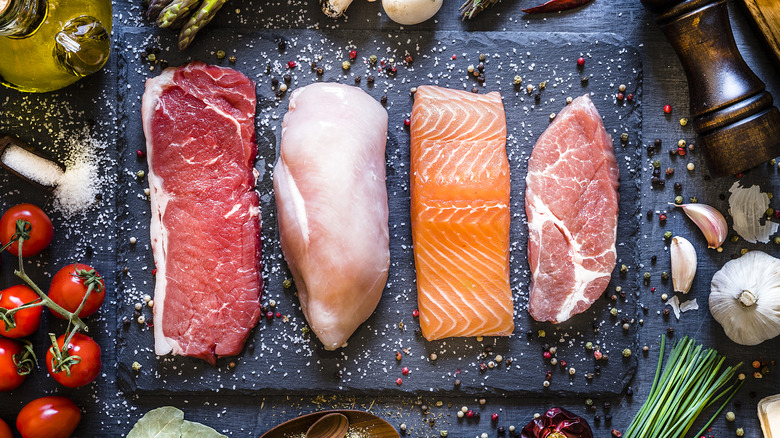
274;83;390;350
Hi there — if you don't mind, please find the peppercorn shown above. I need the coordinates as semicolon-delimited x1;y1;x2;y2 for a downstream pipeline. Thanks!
283;74;291;83
667;327;675;336
643;272;651;280
617;92;624;101
594;415;601;423
216;50;226;60
577;57;585;66
605;414;612;422
316;67;324;75
497;426;506;434
513;75;522;85
620;264;628;273
736;428;744;436
661;270;669;279
626;387;633;396
534;93;541;102
342;61;351;70
471;87;479;94
726;411;735;422
370;55;377;64
663;104;671;114
381;95;387;105
664;231;672;239
610;307;618;316
612;429;622;437
228;56;236;64
621;133;629;142
581;76;589;84
622;348;632;357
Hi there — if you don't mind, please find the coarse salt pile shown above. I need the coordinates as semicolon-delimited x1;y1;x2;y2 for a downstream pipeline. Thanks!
0;136;104;218
1;144;64;187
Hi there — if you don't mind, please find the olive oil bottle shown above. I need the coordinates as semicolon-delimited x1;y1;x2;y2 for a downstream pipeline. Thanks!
0;0;112;92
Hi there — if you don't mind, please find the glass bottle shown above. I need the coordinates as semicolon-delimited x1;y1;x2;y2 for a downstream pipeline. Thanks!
0;0;112;92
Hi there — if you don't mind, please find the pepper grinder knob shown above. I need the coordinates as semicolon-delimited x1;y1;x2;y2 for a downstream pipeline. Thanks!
642;0;780;176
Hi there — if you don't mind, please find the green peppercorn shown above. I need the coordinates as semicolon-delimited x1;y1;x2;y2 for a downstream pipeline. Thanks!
736;428;744;436
585;398;593;406
615;286;622;293
731;235;740;243
137;170;145;178
661;271;669;280
622;348;632;357
216;50;226;60
538;329;546;338
342;61;351;70
370;55;377;64
479;53;486;62
675;195;683;204
610;307;618;316
282;279;292;288
664;231;673;239
513;75;522;85
643;272;651;280
653;160;661;168
147;53;157;62
725;411;735;422
621;133;629;142
585;342;594;351
775;236;780;245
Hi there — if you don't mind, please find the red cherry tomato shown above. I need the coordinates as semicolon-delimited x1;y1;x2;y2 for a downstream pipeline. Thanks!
0;338;32;391
0;204;54;257
0;285;42;338
46;333;101;388
0;417;12;438
16;396;81;438
48;264;106;319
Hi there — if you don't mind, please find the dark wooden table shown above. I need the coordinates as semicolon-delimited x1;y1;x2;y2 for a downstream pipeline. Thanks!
1;0;779;436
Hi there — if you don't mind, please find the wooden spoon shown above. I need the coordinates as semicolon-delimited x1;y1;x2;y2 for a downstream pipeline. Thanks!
259;410;400;438
305;413;349;438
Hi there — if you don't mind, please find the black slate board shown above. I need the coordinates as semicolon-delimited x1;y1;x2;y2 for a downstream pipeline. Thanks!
115;29;643;398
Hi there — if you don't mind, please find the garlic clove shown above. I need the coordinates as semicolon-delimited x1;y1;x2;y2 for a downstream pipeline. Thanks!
671;236;696;294
672;203;728;249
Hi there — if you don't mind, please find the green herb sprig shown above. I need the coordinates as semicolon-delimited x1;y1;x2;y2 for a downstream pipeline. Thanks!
625;336;743;438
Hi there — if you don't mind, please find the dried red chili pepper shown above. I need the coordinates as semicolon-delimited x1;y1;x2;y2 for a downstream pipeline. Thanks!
520;407;593;438
522;0;593;14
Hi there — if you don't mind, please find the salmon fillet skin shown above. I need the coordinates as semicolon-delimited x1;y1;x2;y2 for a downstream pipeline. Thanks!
142;61;262;364
274;83;390;350
525;94;619;324
410;85;514;341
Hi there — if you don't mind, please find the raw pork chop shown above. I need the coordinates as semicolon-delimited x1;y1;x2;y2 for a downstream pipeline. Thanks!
410;85;514;341
525;94;619;324
274;83;389;350
142;61;262;364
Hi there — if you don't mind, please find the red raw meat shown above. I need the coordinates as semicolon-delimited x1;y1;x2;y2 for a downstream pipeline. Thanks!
525;94;619;324
142;61;262;364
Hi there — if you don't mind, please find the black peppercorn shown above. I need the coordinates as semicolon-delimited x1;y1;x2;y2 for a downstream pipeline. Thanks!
651;255;657;263
526;330;533;337
646;210;653;220
674;182;682;191
663;308;671;316
367;75;375;84
603;402;611;410
471;87;479;93
477;63;484;72
581;76;589;84
477;75;485;84
605;414;612;422
534;93;541;102
316;67;324;75
594;415;601;422
646;144;655;156
354;76;361;83
271;77;279;87
381;95;387;105
667;327;675;336
654;138;662;148
651;176;660;185
497;426;506;434
594;365;601;375
454;379;461;387
283;74;291;83
627;387;634;396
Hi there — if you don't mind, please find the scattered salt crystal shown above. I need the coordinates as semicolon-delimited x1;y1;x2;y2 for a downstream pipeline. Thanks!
52;138;103;218
1;144;64;187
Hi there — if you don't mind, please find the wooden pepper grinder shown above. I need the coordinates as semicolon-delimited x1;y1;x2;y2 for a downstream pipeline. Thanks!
642;0;780;176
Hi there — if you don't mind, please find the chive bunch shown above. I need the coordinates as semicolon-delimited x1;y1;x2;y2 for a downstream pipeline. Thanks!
625;336;743;438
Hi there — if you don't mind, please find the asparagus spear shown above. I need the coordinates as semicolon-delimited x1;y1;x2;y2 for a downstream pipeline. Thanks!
146;0;174;20
459;0;500;19
157;0;202;30
177;0;227;50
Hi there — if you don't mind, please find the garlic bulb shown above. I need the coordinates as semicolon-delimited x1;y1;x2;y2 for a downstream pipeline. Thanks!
671;236;696;293
710;251;780;346
672;203;728;249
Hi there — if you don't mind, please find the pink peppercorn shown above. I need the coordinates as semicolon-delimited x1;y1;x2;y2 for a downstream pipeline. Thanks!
659;213;667;221
664;104;672;114
466;410;474;418
136;150;146;158
678;148;686;156
577;57;585;66
405;54;414;63
594;350;603;360
402;367;409;375
543;351;552;359
287;61;296;69
452;54;457;60
152;268;157;276
412;309;419;317
396;377;403;385
617;92;624;101
266;311;274;320
774;210;780;219
404;118;411;127
349;50;357;59
275;312;282;318
491;413;499;422
651;287;656;292
627;93;634;101
560;360;567;368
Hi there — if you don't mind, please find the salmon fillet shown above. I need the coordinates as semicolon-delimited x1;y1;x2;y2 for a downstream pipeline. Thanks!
525;94;619;324
410;85;514;341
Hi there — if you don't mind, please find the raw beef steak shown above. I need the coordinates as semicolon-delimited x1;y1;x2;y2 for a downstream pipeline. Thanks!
141;61;262;364
525;94;619;324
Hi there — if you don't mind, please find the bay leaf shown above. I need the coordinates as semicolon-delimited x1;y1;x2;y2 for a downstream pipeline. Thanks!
127;406;184;438
181;420;227;438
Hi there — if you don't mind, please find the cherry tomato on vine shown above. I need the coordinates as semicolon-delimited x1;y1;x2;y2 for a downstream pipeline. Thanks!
0;418;11;438
0;338;34;391
0;285;42;338
48;263;105;318
0;204;53;257
16;396;81;438
46;333;101;388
